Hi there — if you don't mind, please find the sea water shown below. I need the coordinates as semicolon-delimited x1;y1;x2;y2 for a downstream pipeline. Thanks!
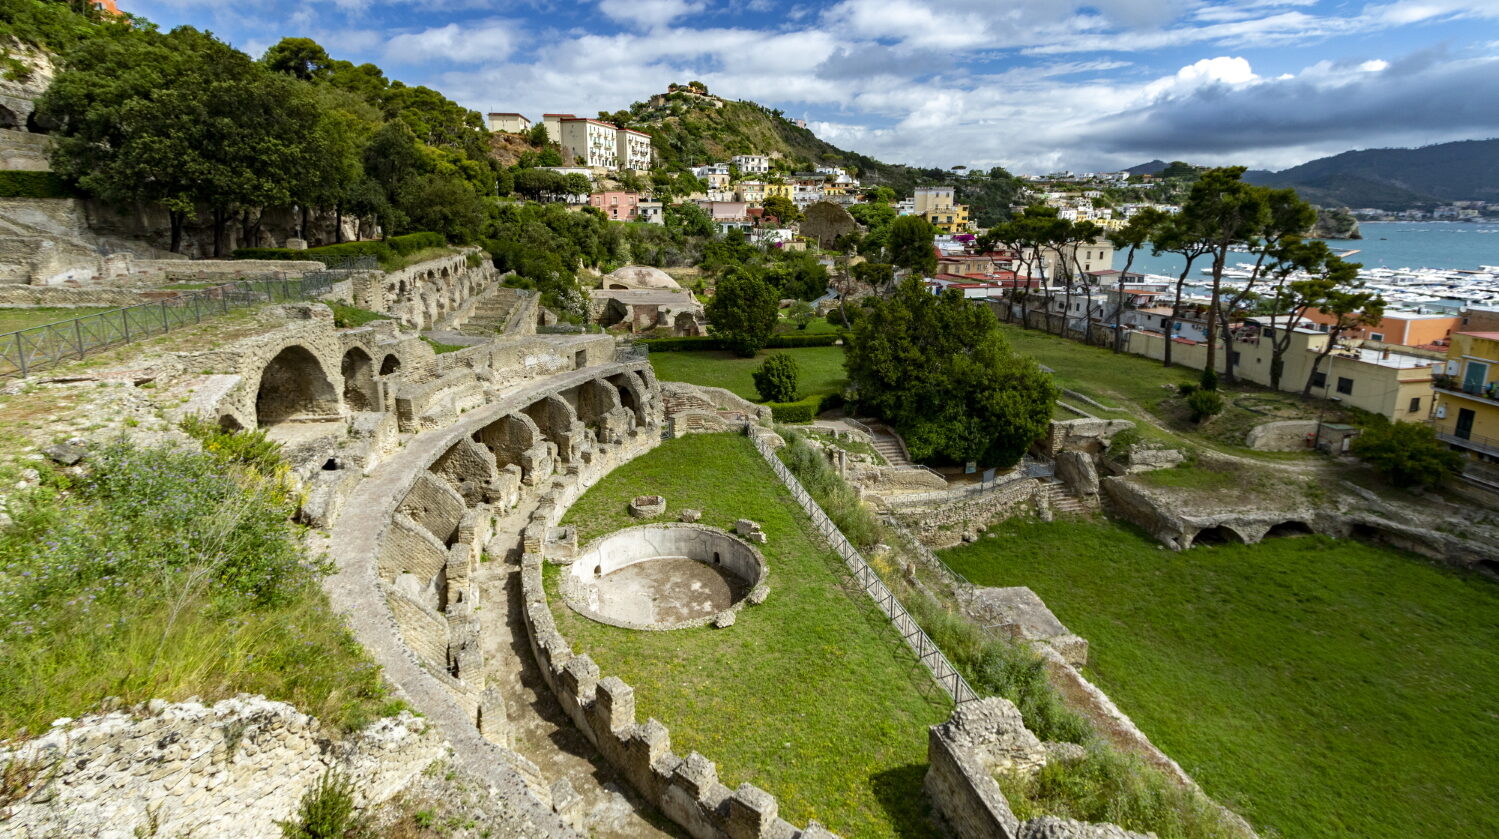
1116;221;1499;279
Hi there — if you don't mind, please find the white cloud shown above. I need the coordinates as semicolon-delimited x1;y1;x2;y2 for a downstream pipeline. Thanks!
384;21;516;64
597;0;705;29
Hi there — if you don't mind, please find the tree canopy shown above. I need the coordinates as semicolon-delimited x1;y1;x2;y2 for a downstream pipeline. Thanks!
846;278;1057;467
706;268;779;357
888;215;937;275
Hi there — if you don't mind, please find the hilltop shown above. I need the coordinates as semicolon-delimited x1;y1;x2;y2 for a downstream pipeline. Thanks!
1244;138;1499;208
604;86;1024;226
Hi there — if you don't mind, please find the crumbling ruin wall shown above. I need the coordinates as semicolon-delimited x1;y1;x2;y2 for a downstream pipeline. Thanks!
0;696;443;839
886;479;1043;549
348;250;497;331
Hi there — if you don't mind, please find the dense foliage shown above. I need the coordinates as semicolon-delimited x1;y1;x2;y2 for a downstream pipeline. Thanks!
846;279;1057;467
0;169;78;198
706;267;779;356
1350;421;1463;488
753;352;800;402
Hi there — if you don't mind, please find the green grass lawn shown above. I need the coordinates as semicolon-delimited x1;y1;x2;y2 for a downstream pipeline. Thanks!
995;323;1337;456
940;517;1499;839
648;345;848;402
0;307;116;334
552;433;949;838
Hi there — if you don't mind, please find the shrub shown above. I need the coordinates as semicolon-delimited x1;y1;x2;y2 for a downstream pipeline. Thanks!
768;394;826;423
776;430;883;548
753;353;800;403
324;301;392;329
178;416;285;477
1350;421;1463;488
0;171;79;199
1186;389;1224;423
386;232;445;255
279;771;363;839
1199;369;1218;391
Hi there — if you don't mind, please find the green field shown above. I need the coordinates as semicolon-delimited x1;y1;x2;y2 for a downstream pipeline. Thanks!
647;345;848;402
941;517;1499;839
553;433;949;838
0;307;116;334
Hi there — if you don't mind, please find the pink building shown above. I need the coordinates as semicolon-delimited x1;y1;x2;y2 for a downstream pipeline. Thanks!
589;191;642;221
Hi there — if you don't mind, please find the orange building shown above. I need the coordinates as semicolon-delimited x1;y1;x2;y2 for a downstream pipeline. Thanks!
1302;309;1459;348
93;0;124;16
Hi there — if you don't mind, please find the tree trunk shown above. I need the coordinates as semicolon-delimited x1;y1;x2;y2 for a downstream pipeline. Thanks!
335;205;345;244
168;210;184;254
1114;249;1135;353
1303;332;1340;396
1203;249;1225;384
211;207;228;259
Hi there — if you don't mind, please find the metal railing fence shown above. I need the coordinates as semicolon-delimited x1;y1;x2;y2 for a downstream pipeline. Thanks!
0;270;343;379
749;429;979;705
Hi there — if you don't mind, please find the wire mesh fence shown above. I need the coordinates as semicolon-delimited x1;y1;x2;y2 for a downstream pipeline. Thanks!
0;270;343;380
749;430;979;705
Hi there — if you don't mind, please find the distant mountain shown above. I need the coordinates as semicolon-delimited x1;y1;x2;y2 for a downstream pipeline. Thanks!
1243;139;1499;209
1125;160;1169;176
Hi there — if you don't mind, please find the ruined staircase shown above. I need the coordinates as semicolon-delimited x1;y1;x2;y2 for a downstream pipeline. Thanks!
1041;479;1088;515
455;287;524;337
866;424;912;467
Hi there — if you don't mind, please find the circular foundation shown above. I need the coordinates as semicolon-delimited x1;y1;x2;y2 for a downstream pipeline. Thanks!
561;524;767;630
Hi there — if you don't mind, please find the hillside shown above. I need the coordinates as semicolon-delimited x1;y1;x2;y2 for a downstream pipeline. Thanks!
611;88;1022;225
1244;138;1499;208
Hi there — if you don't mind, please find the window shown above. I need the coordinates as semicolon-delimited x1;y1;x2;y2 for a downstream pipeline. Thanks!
1319;324;1330;333
1336;376;1354;395
1231;351;1242;365
1312;372;1327;388
1409;397;1422;413
1370;332;1384;342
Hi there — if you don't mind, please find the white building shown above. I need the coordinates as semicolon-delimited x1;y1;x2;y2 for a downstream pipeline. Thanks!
616;128;652;171
487;112;531;133
733;155;770;175
558;118;619;169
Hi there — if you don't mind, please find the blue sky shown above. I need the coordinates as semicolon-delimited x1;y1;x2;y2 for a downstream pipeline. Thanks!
126;0;1499;173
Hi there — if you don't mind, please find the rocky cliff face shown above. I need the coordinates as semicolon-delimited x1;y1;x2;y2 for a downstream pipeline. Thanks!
1310;206;1362;240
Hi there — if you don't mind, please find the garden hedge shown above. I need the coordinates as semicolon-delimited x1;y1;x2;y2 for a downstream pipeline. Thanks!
231;232;448;264
0;171;80;199
640;332;844;352
768;393;831;423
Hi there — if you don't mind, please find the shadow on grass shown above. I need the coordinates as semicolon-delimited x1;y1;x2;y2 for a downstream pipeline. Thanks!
870;763;939;839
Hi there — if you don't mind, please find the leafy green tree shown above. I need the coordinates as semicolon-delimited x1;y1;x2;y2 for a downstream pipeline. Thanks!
762;194;801;223
665;201;714;238
1260;239;1337;389
765;250;828;301
1161;161;1197;179
1151;209;1214;368
706;267;778;356
263;37;332;81
1186;389;1224;422
700;229;757;275
867;186;896;204
1350;422;1462;488
887;215;937;275
851;261;894;288
1107;208;1166;352
846;278;1057;467
398;174;486;243
1180;167;1269;378
786;299;816;329
1303;264;1381;396
526;122;549;145
753;352;800;402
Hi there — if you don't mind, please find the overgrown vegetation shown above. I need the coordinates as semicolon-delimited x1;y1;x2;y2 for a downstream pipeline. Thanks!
279;771;365;839
1350;420;1462;488
0;170;80;199
0;434;397;739
942;516;1499;839
325;301;392;329
776;429;882;548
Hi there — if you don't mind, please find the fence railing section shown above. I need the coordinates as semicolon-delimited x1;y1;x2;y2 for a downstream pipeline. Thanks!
0;271;340;379
614;343;649;364
749;430;979;705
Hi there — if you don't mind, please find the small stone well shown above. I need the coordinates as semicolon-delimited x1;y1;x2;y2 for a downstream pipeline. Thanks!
628;494;666;518
561;524;767;630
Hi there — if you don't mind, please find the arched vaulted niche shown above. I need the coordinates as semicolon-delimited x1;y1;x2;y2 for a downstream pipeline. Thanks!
255;345;338;426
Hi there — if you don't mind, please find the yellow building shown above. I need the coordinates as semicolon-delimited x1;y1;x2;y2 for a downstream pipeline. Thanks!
1433;331;1499;461
764;182;792;200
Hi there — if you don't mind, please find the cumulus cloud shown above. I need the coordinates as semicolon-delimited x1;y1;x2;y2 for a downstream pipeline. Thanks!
384;21;516;64
597;0;705;29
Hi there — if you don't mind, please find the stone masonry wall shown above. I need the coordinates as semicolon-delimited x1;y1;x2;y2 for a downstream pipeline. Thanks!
889;478;1042;549
0;695;443;839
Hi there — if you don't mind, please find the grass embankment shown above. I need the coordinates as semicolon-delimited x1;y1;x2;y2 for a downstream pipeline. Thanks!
995;322;1340;456
0;422;399;739
0;307;116;334
647;345;847;402
941;517;1499;839
550;433;948;838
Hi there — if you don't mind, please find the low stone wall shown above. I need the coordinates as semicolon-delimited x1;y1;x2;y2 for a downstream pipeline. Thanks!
1245;420;1317;451
888;478;1042;549
0;695;443;839
0;284;149;308
1046;418;1135;456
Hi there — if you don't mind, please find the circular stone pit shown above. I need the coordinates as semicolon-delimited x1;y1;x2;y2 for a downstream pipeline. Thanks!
628;494;666;518
560;524;767;630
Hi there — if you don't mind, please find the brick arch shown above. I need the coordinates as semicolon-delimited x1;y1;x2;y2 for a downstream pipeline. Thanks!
254;344;339;426
523;394;582;462
341;346;378;411
380;352;402;376
473;412;550;484
607;371;650;426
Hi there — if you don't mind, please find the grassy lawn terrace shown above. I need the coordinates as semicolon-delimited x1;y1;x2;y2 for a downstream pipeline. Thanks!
647;345;848;403
550;433;949;838
0;307;117;334
940;517;1499;839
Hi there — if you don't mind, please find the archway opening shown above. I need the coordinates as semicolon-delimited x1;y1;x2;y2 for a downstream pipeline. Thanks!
254;345;338;426
1193;525;1244;547
341;347;377;411
218;414;244;432
1265;521;1314;539
0;105;19;131
380;353;401;376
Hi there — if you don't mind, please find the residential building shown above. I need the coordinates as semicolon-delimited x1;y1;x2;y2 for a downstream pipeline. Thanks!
487;112;532;133
1433;332;1499;461
737;181;767;204
1303;309;1460;347
733;155;770;175
764;181;792;201
1038;239;1117;281
913;186;971;233
541;113;574;143
616;128;652;171
589;191;641;221
557;118;620;169
791;179;824;209
637;201;664;225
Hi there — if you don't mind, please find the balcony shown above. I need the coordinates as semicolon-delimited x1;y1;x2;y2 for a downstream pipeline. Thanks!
1436;429;1499;459
1434;373;1499;405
